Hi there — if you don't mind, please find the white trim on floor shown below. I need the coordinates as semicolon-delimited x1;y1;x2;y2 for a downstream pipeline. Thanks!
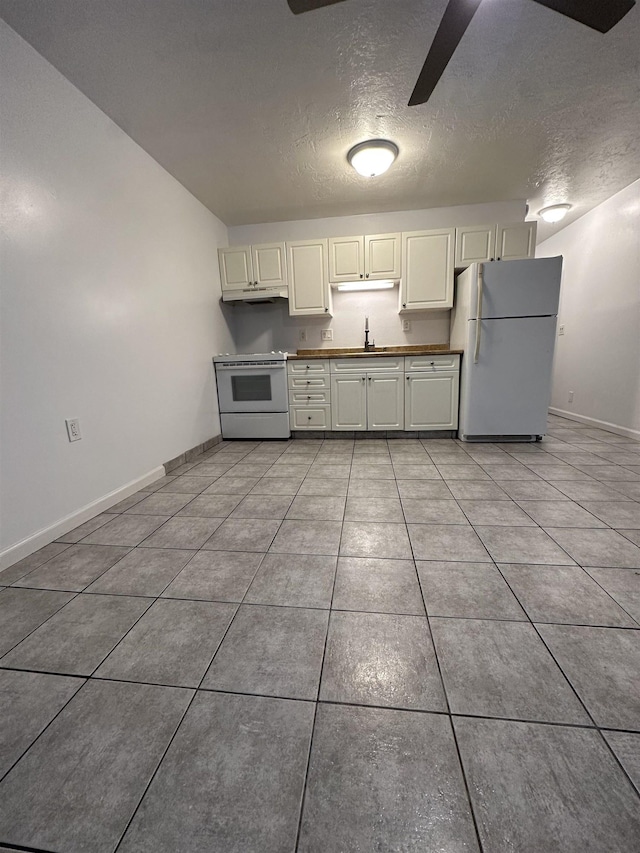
548;407;640;442
0;466;166;571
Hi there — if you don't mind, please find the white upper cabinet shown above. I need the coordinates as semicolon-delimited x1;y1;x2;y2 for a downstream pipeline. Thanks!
328;233;401;282
218;246;253;292
400;228;455;312
251;242;287;287
287;239;332;317
455;221;537;266
495;221;537;261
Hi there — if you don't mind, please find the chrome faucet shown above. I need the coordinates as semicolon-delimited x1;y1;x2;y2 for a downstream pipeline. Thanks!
364;316;375;352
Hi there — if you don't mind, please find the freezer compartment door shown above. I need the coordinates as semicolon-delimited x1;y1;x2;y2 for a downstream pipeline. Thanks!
466;257;562;319
459;316;557;438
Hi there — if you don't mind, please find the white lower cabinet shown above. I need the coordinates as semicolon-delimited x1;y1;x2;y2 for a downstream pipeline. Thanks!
331;371;404;431
405;371;459;430
331;374;367;430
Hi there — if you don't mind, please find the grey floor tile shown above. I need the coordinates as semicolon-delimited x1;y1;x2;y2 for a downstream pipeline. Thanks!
437;464;489;480
80;514;169;546
495;480;570;500
586;567;640;623
124;493;194;516
536;624;640;730
584;465;640;481
266;463;312;479
516;500;607;527
159;474;219;494
161;550;263;602
606;481;640;500
299;478;349;496
244;553;336;608
270;519;342;556
392;463;441;480
299;705;479;853
332;557;424;615
202;604;328;699
454;717;640;853
401;498;469;524
202;476;260;495
457;499;535;526
499;564;637;627
431;618;589;724
56;513;114;543
550;480;632;501
202;518;281;552
0;543;71;585
544;527;640;568
140;517;225;549
445;480;510;500
407;524;492;562
525;464;592;481
580;501;640;529
95;599;236;687
603;731;640;793
0;670;84;777
251;476;306;494
85;548;195;596
350;463;396;480
1;594;151;676
118;692;313;853
0;680;192;853
481;464;541;480
417;561;526;620
340;521;412;559
187;462;235;477
0;588;75;656
344;496;404;522
396;479;453;499
229;494;293;519
306;463;352;478
286;495;346;521
320;611;446;711
14;544;131;591
620;528;640;546
475;526;576;565
106;493;148;512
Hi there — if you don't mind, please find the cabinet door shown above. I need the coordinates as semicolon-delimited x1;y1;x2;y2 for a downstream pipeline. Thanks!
455;225;496;266
365;233;401;280
405;372;459;430
328;236;364;282
400;229;455;311
495;222;537;261
218;246;253;292
367;373;404;430
331;374;366;430
251;243;287;286
287;239;332;317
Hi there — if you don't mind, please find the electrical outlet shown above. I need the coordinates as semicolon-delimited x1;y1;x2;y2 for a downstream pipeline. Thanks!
321;329;333;341
558;324;565;335
402;319;411;332
568;391;574;403
299;328;307;343
65;418;82;442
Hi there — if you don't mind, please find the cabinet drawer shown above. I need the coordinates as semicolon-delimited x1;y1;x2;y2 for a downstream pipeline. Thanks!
287;359;330;375
330;357;403;373
288;374;330;391
290;406;331;430
289;389;330;405
405;354;460;372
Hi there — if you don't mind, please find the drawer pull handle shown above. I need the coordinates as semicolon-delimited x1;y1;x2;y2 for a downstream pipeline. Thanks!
307;415;312;420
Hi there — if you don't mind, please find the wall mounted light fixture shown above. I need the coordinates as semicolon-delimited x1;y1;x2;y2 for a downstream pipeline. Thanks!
347;140;399;177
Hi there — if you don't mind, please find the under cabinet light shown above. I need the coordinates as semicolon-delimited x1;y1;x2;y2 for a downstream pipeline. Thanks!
335;280;396;292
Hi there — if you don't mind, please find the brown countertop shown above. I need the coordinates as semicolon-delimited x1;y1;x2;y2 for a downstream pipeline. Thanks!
289;344;463;360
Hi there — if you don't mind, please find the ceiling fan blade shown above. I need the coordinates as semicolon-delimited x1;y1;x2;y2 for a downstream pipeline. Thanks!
530;0;635;33
287;0;348;13
408;0;483;106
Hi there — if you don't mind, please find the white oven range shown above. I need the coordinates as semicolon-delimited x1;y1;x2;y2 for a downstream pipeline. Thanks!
213;352;290;439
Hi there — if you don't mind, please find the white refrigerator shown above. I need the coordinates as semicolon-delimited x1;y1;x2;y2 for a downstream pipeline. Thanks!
450;257;562;442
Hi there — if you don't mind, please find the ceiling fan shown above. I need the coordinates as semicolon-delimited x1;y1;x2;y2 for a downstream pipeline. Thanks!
287;0;636;106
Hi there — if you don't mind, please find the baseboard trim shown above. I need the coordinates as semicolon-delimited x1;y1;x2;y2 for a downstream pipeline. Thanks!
549;408;640;441
0;466;166;571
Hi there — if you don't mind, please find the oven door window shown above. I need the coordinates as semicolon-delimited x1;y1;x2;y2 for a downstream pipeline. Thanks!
231;374;272;402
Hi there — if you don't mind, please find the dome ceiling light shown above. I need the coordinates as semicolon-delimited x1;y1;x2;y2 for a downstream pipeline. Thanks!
347;140;399;178
538;204;572;223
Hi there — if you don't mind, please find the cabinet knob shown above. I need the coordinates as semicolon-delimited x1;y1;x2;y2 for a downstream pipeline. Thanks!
360;273;363;279
365;273;369;279
402;303;406;308
406;375;410;380
361;376;365;382
307;395;311;399
368;376;371;382
324;307;328;312
430;361;435;365
307;415;312;420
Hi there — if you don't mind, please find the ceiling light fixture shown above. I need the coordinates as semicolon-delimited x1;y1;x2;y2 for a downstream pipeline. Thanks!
336;280;396;292
538;204;572;223
347;140;399;177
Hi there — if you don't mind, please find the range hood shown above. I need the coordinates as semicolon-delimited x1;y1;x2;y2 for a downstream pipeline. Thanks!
222;284;288;304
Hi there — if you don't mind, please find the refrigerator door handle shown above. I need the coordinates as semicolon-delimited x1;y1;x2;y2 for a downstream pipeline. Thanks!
474;264;484;363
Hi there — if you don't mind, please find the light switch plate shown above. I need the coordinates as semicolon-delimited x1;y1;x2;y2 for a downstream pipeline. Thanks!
402;319;411;332
299;328;307;342
558;324;565;335
321;329;333;341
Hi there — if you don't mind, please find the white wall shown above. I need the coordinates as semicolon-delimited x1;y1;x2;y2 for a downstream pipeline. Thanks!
538;179;640;438
0;22;234;563
229;201;526;352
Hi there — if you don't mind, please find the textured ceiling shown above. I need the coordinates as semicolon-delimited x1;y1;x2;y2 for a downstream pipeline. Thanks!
1;0;639;237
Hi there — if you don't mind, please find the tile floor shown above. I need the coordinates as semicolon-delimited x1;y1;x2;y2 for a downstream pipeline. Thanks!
1;414;640;851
